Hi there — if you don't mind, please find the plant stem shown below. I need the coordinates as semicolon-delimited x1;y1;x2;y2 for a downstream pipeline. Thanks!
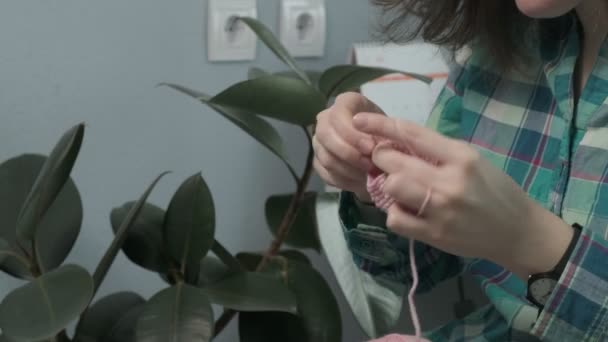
13;239;39;277
15;242;31;261
212;309;237;338
32;239;45;275
213;126;316;337
257;135;315;269
169;267;185;284
211;240;244;272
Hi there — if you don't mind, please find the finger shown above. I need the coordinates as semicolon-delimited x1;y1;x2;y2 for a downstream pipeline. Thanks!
381;173;431;216
316;126;373;171
385;205;429;240
331;112;376;156
313;157;363;190
313;138;367;181
353;113;465;163
314;109;331;135
334;92;383;116
332;93;379;155
313;158;336;186
372;147;438;181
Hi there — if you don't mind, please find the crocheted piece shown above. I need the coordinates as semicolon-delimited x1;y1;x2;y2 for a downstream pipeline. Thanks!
365;138;431;342
366;140;404;212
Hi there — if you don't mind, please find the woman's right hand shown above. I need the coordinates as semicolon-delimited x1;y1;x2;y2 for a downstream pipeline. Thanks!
313;92;384;203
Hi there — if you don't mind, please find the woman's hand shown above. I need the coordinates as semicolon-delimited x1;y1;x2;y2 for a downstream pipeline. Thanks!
353;112;574;279
313;93;383;203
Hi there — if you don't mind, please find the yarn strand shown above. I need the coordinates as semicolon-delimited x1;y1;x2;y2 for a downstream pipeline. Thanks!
408;238;422;339
409;188;432;340
366;138;433;342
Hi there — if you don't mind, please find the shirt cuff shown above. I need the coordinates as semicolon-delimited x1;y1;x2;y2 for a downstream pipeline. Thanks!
531;226;608;341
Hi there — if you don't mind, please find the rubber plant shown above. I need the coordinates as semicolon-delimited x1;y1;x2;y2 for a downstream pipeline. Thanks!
0;125;299;342
158;17;430;341
0;17;429;342
0;122;163;342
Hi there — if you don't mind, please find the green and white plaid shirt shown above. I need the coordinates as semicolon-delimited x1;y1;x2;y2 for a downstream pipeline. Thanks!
317;14;608;341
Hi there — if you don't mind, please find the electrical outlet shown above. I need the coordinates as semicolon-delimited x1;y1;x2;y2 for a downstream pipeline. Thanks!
207;0;257;62
280;0;326;58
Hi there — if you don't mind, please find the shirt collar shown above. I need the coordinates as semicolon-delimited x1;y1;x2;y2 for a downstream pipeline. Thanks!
541;14;579;122
540;12;608;126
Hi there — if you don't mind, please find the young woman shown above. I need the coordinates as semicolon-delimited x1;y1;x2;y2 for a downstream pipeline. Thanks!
313;1;608;341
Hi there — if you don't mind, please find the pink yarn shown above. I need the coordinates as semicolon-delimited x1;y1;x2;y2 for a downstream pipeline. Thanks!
366;140;408;212
365;138;432;342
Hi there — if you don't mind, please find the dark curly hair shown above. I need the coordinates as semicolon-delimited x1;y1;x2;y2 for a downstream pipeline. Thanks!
371;0;539;70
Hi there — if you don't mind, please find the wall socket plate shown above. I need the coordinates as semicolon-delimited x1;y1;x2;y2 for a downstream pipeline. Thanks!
280;0;326;58
207;0;257;62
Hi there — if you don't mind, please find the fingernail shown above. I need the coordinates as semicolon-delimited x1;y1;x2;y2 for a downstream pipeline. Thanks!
353;114;367;129
358;138;374;154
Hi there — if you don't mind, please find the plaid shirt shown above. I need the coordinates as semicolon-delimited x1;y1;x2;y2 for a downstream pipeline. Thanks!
317;14;608;342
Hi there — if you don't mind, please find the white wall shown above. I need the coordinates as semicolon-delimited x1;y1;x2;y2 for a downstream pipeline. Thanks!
0;1;485;341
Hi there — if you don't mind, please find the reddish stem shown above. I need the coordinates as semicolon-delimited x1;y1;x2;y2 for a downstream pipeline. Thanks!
213;127;315;337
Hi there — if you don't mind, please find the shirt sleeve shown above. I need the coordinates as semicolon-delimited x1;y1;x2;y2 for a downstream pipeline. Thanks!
531;226;608;341
317;57;470;339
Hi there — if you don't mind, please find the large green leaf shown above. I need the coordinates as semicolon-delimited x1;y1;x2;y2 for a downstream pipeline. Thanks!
278;250;311;266
236;252;284;276
210;240;243;273
164;173;215;284
161;83;298;181
247;67;270;80
210;75;327;126
248;67;323;88
276;71;323;89
265;192;321;252
234;254;341;341
235;250;310;273
239;311;307;342
197;256;233;287
0;334;46;341
92;172;169;293
238;17;310;84
0;239;9;264
103;305;145;342
0;265;93;341
136;284;213;342
74;292;145;342
319;65;432;98
204;272;297;314
110;202;170;273
0;335;29;342
0;335;46;342
16;123;84;243
288;262;341;341
0;154;82;278
158;272;176;286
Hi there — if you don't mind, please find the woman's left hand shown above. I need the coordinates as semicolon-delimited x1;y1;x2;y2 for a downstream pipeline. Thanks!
353;113;573;278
